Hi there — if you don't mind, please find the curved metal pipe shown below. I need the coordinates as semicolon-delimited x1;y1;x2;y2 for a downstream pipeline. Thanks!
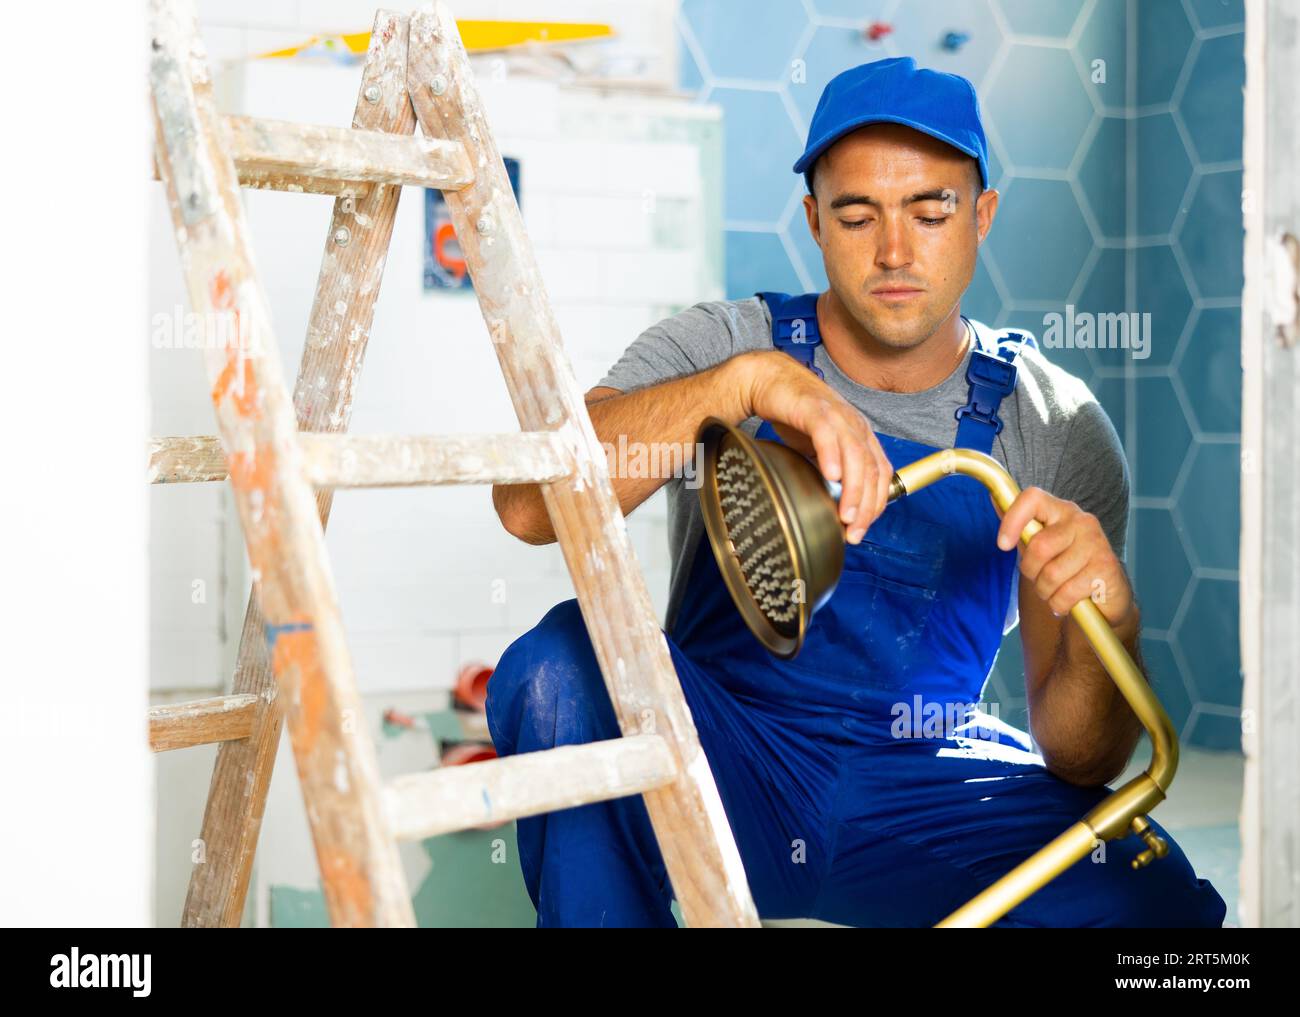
883;448;1180;927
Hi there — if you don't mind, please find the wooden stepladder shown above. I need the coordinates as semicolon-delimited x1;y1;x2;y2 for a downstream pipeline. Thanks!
147;0;759;928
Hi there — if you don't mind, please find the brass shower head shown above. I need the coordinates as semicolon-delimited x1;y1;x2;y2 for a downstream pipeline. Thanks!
697;415;1182;928
696;416;850;658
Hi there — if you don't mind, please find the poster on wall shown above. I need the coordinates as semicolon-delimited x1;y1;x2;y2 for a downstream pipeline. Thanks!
423;156;522;290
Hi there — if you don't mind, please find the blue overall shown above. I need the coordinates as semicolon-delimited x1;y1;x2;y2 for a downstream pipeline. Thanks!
485;292;1227;928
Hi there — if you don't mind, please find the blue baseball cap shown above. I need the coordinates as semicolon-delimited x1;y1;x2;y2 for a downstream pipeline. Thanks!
794;57;990;195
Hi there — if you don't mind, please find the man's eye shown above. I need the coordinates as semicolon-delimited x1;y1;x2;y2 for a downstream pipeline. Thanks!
841;219;871;230
918;216;948;226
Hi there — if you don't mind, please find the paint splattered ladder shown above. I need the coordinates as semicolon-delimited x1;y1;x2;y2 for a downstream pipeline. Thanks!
145;0;758;928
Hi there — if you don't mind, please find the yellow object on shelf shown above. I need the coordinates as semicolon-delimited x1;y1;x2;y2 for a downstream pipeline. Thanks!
257;20;614;60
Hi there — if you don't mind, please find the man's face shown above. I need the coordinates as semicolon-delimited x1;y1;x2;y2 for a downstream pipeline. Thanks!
804;123;998;350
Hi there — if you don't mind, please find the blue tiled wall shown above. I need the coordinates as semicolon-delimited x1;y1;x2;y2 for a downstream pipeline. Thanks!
676;0;1244;752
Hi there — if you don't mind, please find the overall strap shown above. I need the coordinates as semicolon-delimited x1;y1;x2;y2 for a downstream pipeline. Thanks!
756;290;825;379
953;320;1037;454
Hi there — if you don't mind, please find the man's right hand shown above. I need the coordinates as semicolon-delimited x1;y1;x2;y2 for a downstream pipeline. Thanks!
493;346;893;546
739;349;894;544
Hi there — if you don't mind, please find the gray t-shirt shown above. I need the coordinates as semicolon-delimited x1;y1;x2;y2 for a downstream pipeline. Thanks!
597;296;1130;640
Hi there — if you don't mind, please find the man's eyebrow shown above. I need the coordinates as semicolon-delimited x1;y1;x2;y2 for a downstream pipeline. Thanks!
827;188;957;210
905;188;957;205
828;192;879;210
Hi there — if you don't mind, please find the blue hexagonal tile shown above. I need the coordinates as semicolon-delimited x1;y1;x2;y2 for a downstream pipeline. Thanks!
1133;507;1193;630
1137;0;1194;107
1185;709;1242;751
1137;113;1193;237
788;25;879;128
963;251;1003;325
1177;442;1240;570
1179;169;1244;300
1076;0;1128;113
986;45;1095;171
785;205;829;291
1141;636;1195;739
985;128;1006;188
709;87;802;223
986;177;1092;303
1181;33;1245;166
1073;247;1129;371
1188;0;1245;31
678;27;705;93
1133;375;1193;498
886;0;1003;88
681;0;808;82
726;229;802;300
1178;307;1242;434
1134;244;1193;367
1175;576;1241;706
1077;116;1126;241
997;0;1085;37
986;628;1028;729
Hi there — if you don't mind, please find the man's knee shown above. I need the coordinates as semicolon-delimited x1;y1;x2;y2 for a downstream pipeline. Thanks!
1017;831;1228;928
485;599;617;755
1093;846;1227;928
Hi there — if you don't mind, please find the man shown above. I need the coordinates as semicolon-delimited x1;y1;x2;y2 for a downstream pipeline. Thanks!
487;57;1227;928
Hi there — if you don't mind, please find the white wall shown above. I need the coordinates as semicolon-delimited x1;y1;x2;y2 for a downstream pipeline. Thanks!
0;2;152;925
150;6;722;923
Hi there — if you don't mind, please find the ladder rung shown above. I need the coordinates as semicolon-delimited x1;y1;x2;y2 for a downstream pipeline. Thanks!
152;155;369;197
151;113;474;193
149;433;572;487
149;435;227;483
149;694;260;753
383;735;678;841
301;433;573;487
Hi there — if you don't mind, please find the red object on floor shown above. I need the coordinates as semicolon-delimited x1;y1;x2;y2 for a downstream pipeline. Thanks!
440;742;507;830
454;662;493;712
866;21;893;41
440;742;497;767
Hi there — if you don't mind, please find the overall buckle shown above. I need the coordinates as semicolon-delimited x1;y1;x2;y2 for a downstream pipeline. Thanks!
772;317;823;377
954;351;1017;436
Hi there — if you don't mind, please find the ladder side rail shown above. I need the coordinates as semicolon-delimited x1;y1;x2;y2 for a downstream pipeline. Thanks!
152;0;414;928
405;3;759;927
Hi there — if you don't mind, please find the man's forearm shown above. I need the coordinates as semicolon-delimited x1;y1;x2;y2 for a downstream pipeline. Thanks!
1030;607;1146;786
492;352;768;544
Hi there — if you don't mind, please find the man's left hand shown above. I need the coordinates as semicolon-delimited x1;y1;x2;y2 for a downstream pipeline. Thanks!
996;487;1138;641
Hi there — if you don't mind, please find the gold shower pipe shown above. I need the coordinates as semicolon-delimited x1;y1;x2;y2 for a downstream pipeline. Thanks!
882;448;1179;927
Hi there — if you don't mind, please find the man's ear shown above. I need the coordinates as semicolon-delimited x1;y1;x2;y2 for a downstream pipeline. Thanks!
975;187;999;246
803;192;821;247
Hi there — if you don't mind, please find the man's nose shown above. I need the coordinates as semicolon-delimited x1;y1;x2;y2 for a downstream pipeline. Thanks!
875;214;913;270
